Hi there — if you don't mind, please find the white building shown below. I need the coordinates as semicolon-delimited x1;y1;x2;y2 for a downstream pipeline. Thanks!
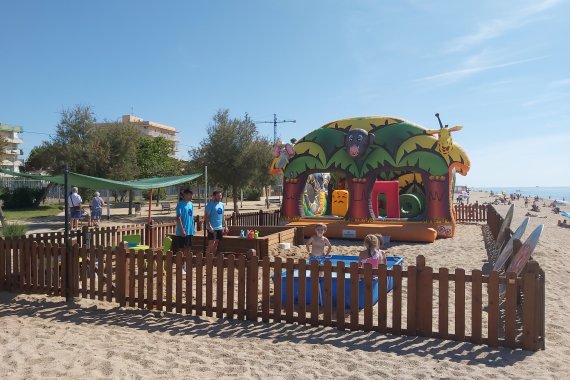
0;123;24;173
95;115;180;152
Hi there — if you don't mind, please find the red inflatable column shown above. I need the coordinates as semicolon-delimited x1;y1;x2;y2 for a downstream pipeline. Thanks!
370;181;400;218
346;178;371;220
424;175;451;221
281;177;304;219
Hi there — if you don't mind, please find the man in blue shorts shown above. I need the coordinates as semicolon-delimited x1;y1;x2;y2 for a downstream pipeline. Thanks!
174;189;194;253
68;187;83;229
205;190;227;254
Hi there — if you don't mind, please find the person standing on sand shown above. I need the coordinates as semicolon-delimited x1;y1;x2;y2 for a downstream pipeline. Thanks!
174;189;194;253
205;191;228;255
90;192;104;227
306;223;332;257
68;187;82;229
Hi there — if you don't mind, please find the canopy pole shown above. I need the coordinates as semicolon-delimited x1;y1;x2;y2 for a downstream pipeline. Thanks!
148;188;153;224
64;163;71;303
106;190;111;220
147;189;153;247
203;166;208;255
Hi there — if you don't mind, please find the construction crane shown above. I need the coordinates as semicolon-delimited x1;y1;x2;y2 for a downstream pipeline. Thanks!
254;113;296;144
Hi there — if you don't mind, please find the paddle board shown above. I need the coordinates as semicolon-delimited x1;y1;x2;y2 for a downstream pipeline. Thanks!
495;204;515;249
493;217;530;272
505;224;544;276
499;224;544;297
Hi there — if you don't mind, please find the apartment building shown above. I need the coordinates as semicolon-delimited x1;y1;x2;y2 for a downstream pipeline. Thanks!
95;114;180;151
0;123;24;173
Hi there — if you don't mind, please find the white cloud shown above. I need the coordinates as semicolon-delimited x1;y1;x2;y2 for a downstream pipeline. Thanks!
445;0;561;52
415;56;544;85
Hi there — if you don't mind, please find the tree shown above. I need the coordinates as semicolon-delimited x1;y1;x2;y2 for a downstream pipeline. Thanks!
24;142;60;172
249;136;275;208
91;122;141;180
136;136;185;206
190;109;274;213
137;136;182;178
52;105;99;175
23;105;143;206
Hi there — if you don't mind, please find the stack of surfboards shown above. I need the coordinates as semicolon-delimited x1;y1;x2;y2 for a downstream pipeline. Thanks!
492;204;544;296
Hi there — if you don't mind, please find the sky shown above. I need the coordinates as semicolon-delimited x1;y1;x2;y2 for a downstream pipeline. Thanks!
1;0;569;187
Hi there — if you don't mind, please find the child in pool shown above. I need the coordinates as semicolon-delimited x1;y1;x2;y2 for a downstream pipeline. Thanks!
359;234;387;269
306;223;332;257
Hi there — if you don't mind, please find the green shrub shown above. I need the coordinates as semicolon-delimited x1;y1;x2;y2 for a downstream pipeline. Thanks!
243;188;261;201
0;187;45;209
0;222;27;238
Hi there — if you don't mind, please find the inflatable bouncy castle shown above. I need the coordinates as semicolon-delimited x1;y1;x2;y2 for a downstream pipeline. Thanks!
277;114;470;242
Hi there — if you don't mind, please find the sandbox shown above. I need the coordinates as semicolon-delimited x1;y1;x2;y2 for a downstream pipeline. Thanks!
191;226;303;258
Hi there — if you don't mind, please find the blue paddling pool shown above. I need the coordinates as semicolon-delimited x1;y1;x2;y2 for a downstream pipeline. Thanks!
278;255;404;309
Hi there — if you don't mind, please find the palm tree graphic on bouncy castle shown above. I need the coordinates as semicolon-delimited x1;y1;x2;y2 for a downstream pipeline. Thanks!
279;115;470;228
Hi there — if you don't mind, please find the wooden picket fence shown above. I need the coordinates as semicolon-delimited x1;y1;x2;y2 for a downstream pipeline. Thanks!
194;210;282;231
454;203;488;223
486;205;506;239
22;210;282;250
0;240;545;351
24;223;174;249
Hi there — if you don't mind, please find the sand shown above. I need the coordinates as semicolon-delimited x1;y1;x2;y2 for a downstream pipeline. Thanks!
1;191;569;379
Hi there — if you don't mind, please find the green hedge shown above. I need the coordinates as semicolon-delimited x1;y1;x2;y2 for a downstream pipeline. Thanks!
0;187;45;209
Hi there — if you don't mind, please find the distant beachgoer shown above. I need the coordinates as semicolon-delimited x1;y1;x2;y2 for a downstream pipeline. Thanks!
68;187;82;229
90;192;104;227
306;223;332;257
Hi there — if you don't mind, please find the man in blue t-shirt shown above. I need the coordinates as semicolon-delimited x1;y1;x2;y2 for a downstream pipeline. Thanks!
205;190;227;254
174;189;194;253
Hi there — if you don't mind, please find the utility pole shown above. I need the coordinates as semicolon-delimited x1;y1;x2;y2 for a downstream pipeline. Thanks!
254;113;296;144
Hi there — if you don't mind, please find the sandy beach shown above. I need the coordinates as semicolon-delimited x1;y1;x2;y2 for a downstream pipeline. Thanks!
1;191;569;379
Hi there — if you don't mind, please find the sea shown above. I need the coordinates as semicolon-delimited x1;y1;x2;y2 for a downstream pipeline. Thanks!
472;187;570;203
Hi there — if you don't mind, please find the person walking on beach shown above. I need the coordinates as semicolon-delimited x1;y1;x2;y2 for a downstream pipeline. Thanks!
306;223;332;257
205;190;227;255
174;189;195;253
90;191;104;227
68;187;82;229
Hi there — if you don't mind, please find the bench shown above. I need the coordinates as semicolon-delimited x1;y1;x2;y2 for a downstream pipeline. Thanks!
161;202;172;213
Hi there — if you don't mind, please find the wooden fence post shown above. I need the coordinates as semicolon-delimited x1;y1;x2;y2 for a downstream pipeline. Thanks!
116;245;126;307
80;226;89;247
406;264;417;336
246;249;259;321
145;222;153;248
415;255;433;337
294;227;305;246
487;205;496;237
522;260;542;351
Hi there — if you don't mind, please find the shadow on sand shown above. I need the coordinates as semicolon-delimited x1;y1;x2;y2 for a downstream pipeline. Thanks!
0;291;533;367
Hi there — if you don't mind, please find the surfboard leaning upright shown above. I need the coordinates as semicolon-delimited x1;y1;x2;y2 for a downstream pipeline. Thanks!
506;224;544;276
495;204;515;249
493;216;530;272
